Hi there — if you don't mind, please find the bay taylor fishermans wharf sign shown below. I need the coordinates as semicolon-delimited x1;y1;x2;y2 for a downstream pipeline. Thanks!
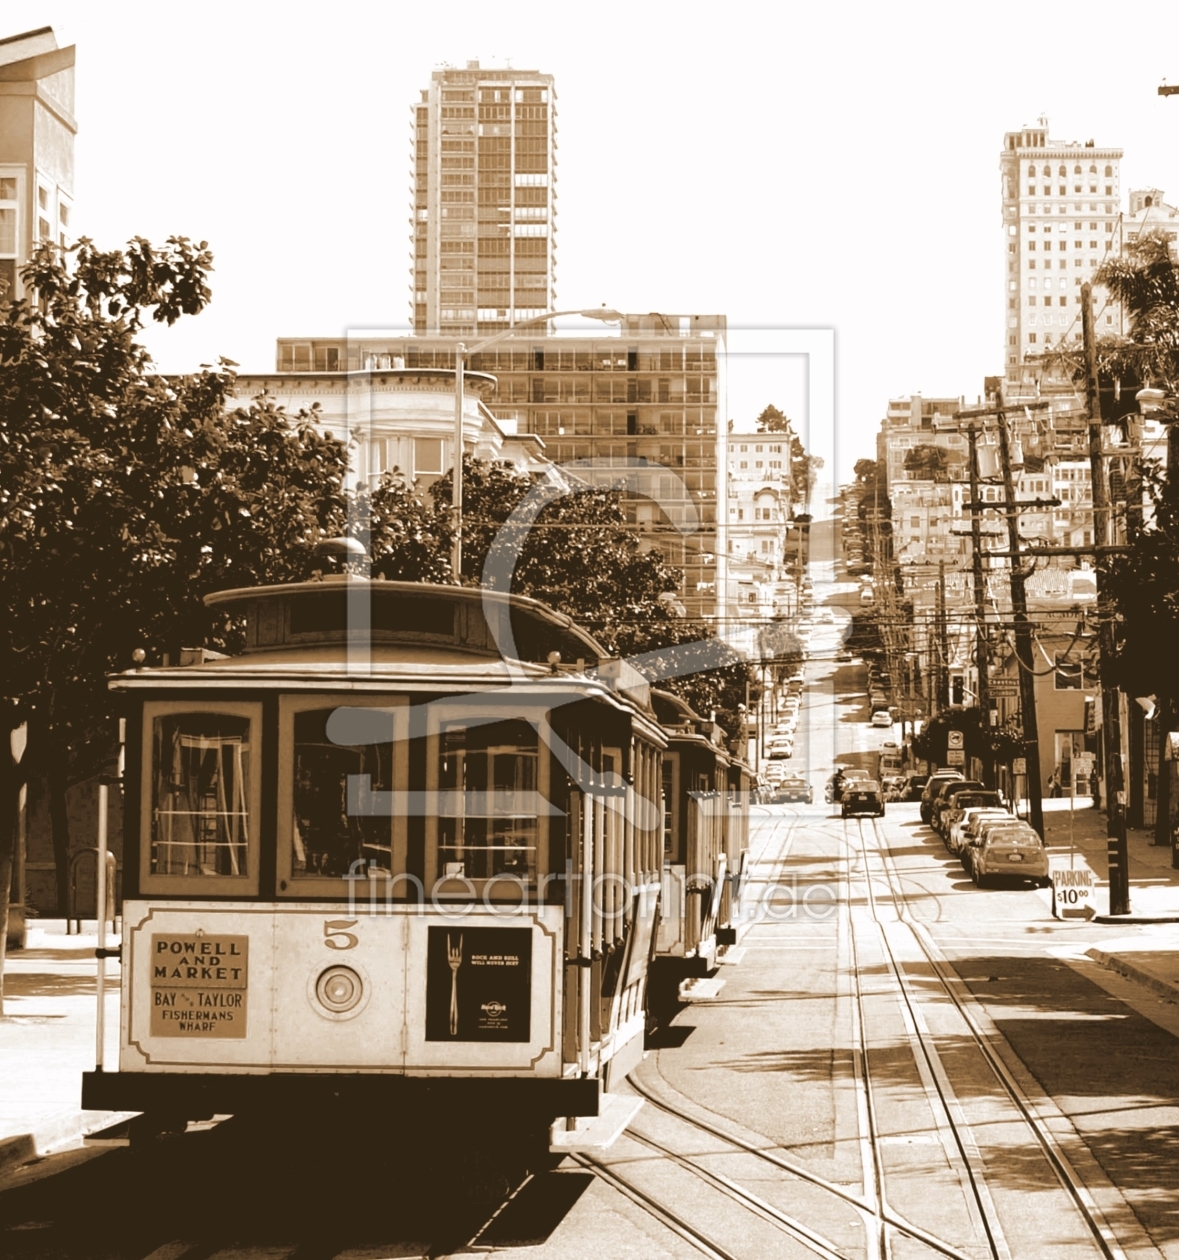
150;934;249;1038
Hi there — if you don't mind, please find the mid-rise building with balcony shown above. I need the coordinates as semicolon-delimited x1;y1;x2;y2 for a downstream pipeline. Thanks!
0;26;75;302
263;313;727;617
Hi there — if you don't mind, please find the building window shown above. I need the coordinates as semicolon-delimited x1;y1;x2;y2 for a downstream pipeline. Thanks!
1029;333;1037;343
415;437;444;475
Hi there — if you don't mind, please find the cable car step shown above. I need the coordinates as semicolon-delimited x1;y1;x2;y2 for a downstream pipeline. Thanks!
678;976;726;1003
549;1093;643;1153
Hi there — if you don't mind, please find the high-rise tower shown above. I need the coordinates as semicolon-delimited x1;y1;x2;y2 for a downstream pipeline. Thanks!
0;27;75;302
1000;119;1121;371
411;62;556;337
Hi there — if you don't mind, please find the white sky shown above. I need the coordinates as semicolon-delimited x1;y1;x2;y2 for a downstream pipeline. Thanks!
10;0;1179;479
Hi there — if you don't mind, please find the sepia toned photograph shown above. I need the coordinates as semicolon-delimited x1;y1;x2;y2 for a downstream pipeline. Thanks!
3;3;1179;1256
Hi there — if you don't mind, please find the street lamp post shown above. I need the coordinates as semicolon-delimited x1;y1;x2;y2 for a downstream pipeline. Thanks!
450;307;622;580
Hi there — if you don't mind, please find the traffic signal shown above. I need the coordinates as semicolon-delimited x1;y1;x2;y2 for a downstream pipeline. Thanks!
951;675;964;705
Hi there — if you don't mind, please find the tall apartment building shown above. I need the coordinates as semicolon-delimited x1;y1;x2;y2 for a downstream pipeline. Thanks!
0;27;75;301
1000;120;1121;369
411;62;556;337
272;314;727;618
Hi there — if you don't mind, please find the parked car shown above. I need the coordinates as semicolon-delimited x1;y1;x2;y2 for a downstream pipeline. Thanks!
842;780;886;818
920;771;965;823
947;805;1011;856
966;825;1049;887
961;817;1034;868
871;708;893;727
932;780;987;837
902;773;929;802
941;790;1006;846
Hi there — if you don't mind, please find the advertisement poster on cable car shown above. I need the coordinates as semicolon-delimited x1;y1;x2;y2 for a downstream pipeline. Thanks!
149;934;249;1038
425;926;532;1042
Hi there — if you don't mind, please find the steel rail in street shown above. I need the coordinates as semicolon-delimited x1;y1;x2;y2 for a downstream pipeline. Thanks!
622;1128;849;1260
620;805;979;1260
848;816;1011;1260
862;815;1127;1260
570;1151;741;1260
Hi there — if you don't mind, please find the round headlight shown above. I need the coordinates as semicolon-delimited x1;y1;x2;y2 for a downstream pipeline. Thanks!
316;966;363;1013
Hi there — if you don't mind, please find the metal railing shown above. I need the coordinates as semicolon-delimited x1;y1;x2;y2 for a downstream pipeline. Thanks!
67;847;119;935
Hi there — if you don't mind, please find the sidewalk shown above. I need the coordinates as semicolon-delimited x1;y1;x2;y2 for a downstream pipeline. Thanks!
1039;796;1179;1008
1039;795;1179;921
0;920;132;1170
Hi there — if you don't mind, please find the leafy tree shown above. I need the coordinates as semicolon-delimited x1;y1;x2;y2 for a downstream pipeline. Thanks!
387;458;757;742
1104;461;1179;701
903;443;962;482
1092;233;1179;839
1094;233;1179;387
0;239;349;959
911;706;1022;767
755;403;790;433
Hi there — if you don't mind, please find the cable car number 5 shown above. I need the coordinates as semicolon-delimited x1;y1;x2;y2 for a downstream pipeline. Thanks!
324;920;359;950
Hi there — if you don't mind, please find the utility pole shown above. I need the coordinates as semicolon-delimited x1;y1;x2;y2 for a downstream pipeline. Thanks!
966;423;994;786
935;560;948;711
1159;420;1179;854
1083;282;1131;912
995;391;1045;840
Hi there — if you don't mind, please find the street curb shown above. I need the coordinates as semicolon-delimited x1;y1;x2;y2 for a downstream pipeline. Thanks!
0;1110;138;1174
0;1135;36;1176
1094;915;1179;925
1086;947;1179;1005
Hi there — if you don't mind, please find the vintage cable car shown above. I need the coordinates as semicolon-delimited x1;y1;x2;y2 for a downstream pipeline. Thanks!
650;689;751;975
82;577;667;1149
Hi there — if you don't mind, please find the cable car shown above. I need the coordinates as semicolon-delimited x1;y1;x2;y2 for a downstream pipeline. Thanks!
82;577;668;1151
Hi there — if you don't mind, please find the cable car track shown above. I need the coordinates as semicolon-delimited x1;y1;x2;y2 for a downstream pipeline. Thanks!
622;1074;975;1260
850;814;1126;1259
598;802;1130;1260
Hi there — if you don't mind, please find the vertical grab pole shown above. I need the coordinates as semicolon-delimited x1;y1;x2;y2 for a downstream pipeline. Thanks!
579;786;593;1077
95;780;108;1071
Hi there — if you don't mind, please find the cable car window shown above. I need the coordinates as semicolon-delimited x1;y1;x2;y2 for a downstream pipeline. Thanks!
438;719;539;885
662;759;676;862
143;703;261;895
292;708;396;878
277;697;409;897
